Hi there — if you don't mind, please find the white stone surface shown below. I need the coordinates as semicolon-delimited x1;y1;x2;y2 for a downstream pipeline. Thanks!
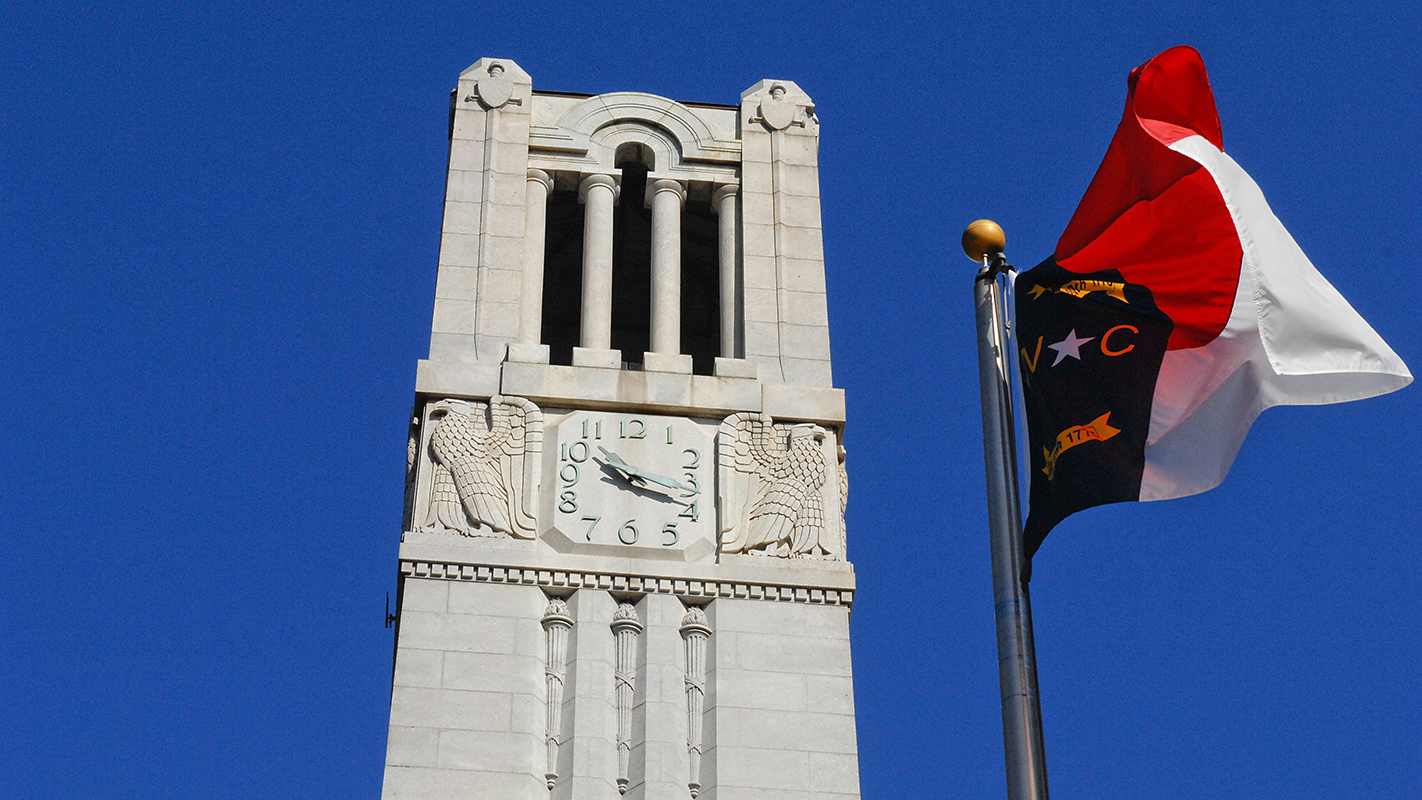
382;578;547;799
714;185;740;359
387;62;857;800
571;347;622;370
625;593;692;799
647;178;686;355
557;590;620;800
642;351;693;374
505;342;550;364
578;174;618;351
519;169;553;345
542;409;716;558
701;598;859;799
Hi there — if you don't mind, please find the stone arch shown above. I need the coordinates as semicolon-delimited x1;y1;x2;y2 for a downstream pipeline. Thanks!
590;123;679;173
555;92;726;165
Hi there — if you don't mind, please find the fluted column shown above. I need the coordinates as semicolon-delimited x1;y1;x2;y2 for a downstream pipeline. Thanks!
611;602;643;796
713;185;739;359
579;174;618;351
647;179;687;355
519;169;554;346
541;597;573;790
680;606;712;798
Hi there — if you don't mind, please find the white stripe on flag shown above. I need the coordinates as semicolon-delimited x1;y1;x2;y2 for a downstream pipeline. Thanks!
1138;135;1411;502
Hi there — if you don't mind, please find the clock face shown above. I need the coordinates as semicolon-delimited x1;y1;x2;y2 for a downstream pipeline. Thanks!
543;410;715;553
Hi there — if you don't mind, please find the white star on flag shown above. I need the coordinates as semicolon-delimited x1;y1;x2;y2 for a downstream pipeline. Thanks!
1047;329;1094;367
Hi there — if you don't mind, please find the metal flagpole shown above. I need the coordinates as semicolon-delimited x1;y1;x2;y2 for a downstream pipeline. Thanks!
966;220;1050;800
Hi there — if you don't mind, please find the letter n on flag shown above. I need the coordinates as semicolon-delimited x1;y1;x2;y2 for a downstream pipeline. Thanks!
1015;46;1411;563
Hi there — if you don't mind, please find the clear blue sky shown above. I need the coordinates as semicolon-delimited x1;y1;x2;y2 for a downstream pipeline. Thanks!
3;2;1418;797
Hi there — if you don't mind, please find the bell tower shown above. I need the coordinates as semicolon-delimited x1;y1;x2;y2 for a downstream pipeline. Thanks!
382;58;859;800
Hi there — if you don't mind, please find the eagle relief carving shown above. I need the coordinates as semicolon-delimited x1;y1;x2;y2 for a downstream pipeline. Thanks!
718;413;843;560
418;395;542;539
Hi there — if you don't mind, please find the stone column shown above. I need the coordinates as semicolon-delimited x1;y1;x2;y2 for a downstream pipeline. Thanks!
713;185;739;359
576;174;619;367
647;179;686;355
644;179;692;374
517;169;554;353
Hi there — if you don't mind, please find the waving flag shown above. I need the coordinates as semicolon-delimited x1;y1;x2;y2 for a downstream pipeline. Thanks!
1015;46;1411;559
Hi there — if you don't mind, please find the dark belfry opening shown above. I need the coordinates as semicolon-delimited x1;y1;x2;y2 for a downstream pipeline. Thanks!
681;198;719;375
611;151;652;369
539;188;584;366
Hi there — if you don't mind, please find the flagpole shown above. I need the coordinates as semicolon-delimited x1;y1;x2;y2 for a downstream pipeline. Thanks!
967;220;1050;800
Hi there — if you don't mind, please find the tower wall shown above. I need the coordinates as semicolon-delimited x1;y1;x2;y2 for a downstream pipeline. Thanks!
382;58;859;799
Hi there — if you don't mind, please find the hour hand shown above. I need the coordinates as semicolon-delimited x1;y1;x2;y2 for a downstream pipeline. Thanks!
597;446;692;493
597;446;647;486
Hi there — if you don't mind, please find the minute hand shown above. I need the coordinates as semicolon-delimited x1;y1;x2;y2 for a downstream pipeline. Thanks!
597;446;692;493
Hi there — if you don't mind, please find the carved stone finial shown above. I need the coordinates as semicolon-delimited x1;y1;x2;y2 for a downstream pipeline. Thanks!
759;83;796;130
542;597;572;626
474;61;514;109
610;602;643;630
679;606;711;635
747;81;814;132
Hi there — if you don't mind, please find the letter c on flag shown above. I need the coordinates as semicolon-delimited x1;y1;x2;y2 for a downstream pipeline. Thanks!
1101;324;1138;356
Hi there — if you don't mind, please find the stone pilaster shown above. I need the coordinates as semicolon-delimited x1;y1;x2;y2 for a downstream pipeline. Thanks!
430;58;533;365
515;168;554;362
738;80;833;387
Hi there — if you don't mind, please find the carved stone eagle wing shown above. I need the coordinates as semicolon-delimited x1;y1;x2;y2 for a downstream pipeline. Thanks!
419;396;541;539
719;413;832;558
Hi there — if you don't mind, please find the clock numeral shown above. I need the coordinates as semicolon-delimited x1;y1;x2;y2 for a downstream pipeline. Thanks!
661;522;679;547
560;463;580;487
580;419;603;439
682;448;700;470
666;426;674;444
558;491;578;514
681;473;699;497
566;440;590;463
679;500;699;522
618;519;639;545
619;418;646;439
581;515;601;541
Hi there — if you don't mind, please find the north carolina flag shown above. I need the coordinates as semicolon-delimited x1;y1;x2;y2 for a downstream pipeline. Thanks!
1015;46;1411;560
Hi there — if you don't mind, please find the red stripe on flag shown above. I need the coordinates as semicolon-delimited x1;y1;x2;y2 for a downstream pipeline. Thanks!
1054;46;1240;351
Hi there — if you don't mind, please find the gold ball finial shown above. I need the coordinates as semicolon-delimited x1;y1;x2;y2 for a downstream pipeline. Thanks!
962;219;1006;262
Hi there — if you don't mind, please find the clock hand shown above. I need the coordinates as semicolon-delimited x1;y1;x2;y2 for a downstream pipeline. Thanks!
596;446;693;494
597;446;647;486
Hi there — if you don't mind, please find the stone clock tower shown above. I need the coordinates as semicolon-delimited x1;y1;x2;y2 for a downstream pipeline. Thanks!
381;58;858;800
